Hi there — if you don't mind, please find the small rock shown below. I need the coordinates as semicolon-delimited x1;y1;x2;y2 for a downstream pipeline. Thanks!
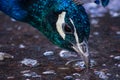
93;32;99;36
23;72;41;78
23;73;31;77
7;76;15;79
90;59;97;67
0;52;14;60
75;79;81;80
91;19;99;25
59;50;77;58
110;11;120;17
11;43;15;46
73;61;86;71
102;64;106;67
115;63;118;66
114;56;120;60
106;73;111;76
110;55;114;58
19;44;26;48
73;73;81;76
118;64;120;67
21;70;31;74
6;27;13;31
94;70;108;80
17;26;22;30
64;76;73;80
42;70;56;75
73;59;96;70
116;74;119;77
11;18;16;21
116;31;120;35
21;58;39;67
58;67;70;70
34;35;39;39
43;51;54;56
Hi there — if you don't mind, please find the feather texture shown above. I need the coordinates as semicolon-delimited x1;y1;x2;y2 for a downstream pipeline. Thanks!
0;0;28;20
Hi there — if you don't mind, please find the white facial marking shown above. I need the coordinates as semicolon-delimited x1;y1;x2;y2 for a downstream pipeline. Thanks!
69;19;79;45
70;18;89;67
69;18;88;57
69;19;80;50
56;12;66;40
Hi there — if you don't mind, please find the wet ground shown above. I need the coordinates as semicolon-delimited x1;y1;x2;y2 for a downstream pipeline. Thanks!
0;1;120;80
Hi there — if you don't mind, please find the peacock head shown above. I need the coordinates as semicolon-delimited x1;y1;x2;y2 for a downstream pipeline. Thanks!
43;1;90;66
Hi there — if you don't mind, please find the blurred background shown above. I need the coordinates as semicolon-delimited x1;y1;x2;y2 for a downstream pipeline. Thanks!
0;0;120;80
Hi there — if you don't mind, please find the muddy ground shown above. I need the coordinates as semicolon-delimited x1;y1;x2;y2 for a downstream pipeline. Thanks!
0;9;120;80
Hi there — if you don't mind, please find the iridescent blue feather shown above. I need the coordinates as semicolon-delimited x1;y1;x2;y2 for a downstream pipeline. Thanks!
94;0;109;6
0;0;28;21
101;0;109;7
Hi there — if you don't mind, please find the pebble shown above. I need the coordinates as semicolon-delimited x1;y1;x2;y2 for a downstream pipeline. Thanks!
102;64;106;67
114;63;118;66
59;50;77;58
73;59;96;70
91;19;99;25
11;18;16;21
34;35;40;39
116;74;119;77
75;79;80;80
7;76;15;79
106;73;111;76
58;67;70;70
90;59;96;67
21;58;39;67
43;51;54;56
118;64;120;67
73;73;81;77
93;32;99;36
6;27;13;31
110;55;114;58
116;31;120;35
19;44;26;48
11;43;15;46
21;70;31;74
23;72;41;78
110;11;120;17
0;52;14;60
59;50;70;58
42;70;56;75
94;71;108;80
114;56;120;60
17;26;22;30
73;61;86;70
64;76;73;80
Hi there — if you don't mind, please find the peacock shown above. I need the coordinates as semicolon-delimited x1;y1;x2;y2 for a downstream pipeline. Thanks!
0;0;109;68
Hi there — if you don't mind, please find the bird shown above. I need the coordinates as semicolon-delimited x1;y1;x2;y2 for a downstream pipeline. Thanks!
0;0;109;68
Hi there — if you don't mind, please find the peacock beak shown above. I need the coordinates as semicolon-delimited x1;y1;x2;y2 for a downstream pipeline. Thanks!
69;18;90;67
72;40;90;68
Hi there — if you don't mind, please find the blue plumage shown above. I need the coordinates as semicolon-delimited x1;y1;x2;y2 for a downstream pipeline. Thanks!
95;0;109;6
101;0;109;7
0;0;27;20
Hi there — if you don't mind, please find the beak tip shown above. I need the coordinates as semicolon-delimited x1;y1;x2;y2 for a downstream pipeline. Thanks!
72;40;90;67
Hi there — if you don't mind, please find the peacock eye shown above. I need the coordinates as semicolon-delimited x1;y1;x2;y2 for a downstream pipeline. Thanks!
62;23;73;34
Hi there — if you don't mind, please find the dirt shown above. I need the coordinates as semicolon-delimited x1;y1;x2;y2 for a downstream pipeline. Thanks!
0;12;120;80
